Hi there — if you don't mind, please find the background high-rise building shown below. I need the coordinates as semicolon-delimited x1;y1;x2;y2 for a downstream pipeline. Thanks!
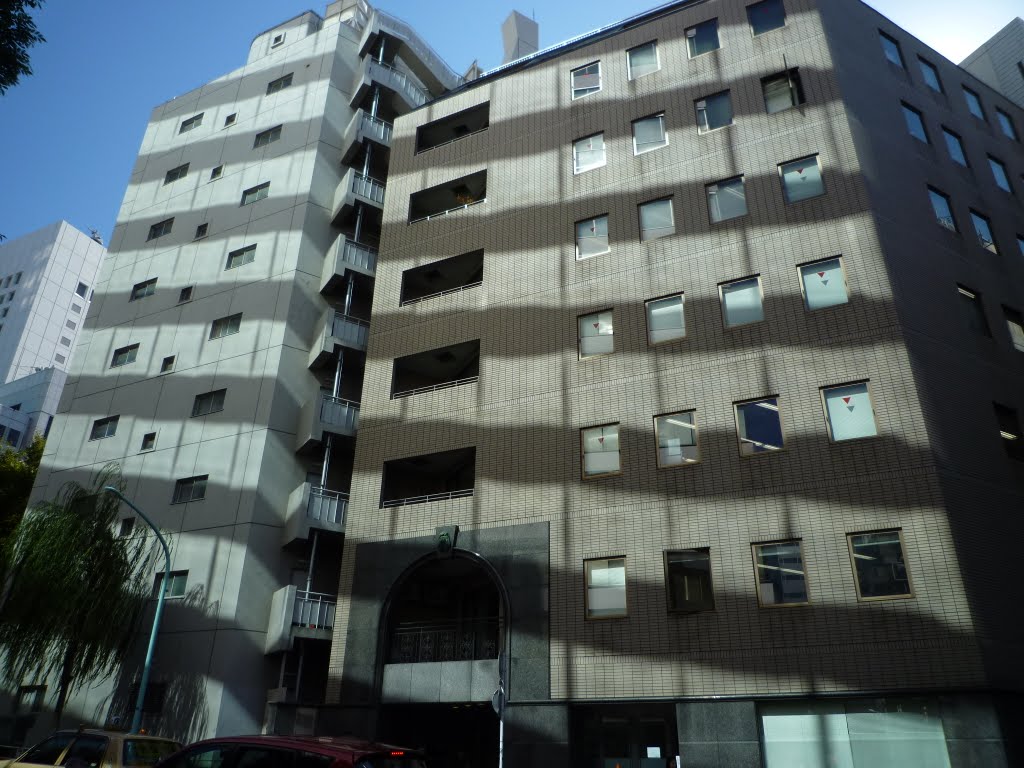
961;17;1024;108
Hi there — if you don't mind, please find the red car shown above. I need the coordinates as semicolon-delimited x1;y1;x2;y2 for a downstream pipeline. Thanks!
154;735;426;768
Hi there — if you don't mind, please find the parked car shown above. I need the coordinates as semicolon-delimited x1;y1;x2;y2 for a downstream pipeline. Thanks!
0;729;181;768
154;735;427;768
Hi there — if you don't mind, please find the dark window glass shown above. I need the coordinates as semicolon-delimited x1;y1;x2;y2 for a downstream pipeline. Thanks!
963;87;985;120
942;128;967;165
958;285;991;336
122;739;180;768
61;735;108;767
747;0;786;35
901;103;928;143
666;549;714;611
696;90;733;131
848;531;911;598
753;541;808;605
918;58;942;92
686;19;719;57
879;31;904;68
22;733;75;764
762;69;804;113
736;397;783;454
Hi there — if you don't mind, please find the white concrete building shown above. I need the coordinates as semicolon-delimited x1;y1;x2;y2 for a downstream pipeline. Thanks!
961;17;1024;109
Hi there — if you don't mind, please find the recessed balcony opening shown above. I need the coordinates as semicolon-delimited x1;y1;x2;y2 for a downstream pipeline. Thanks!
416;102;490;153
332;192;383;239
409;171;486;223
380;447;476;507
323;271;374;317
314;355;365;402
400;249;483;305
347;143;390;180
392;340;480;398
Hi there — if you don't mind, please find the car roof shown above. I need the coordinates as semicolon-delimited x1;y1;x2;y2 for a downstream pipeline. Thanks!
54;730;179;743
184;735;417;757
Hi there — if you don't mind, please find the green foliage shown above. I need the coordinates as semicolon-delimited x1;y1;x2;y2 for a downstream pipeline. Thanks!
0;0;45;95
0;434;45;550
0;464;159;723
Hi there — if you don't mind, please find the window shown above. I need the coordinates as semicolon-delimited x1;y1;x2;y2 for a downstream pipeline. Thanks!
585;557;627;618
575;215;609;259
141;432;157;451
89;415;119;441
272;32;285;47
59;336;71;347
54;353;65;364
225;244;256;269
163;163;189;184
76;281;89;298
735;396;783;455
707;176;748;223
958;285;991;337
13;272;20;284
645;293;685;344
581;423;621;477
210;165;224;180
942;128;968;166
686;19;719;58
752;540;807;606
779;155;824;202
665;549;713;612
654;410;699;467
747;0;786;35
179;113;203;134
570;62;601;99
119;517;136;536
111;343;139;367
970;210;997;253
632;113;667;154
154;570;188;598
1020;235;1024;258
578;310;614;358
178;286;194;303
901;103;928;143
210;313;242;339
995;403;1024;459
918;58;943;93
192;389;226;417
720;276;764;328
822;382;877;441
266;72;293;95
626;41;659;79
173;475;208;503
1004;307;1024;352
879;31;904;68
927;187;956;231
66;319;76;330
253;124;282;148
573;133;606;173
848;530;912;599
15;684;46;714
22;734;75;764
160;355;176;373
696;90;733;132
762;69;804;113
963;86;985;121
638;198;675;241
996;108;1019;141
194;223;208;239
241;182;270;205
988;156;1013;193
224;113;237;127
147;217;174;241
799;257;848;310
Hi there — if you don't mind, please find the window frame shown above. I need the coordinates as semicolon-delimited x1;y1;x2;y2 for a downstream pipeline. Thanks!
253;124;283;149
797;256;850;312
988;155;1013;194
927;186;957;232
172;476;208;504
653;409;700;468
625;40;660;80
141;432;157;451
778;154;825;203
631;112;668;155
664;548;715;613
240;182;270;206
191;389;227;418
706;176;748;224
994;402;1024;460
878;30;904;69
941;126;968;166
575;214;610;260
644;292;686;346
1003;306;1024;353
761;68;804;114
163;163;189;185
969;209;998;253
111;343;140;368
685;18;720;59
225;244;257;270
820;380;879;443
746;0;787;37
179;113;204;134
577;309;615;360
210;313;242;340
89;415;119;442
147;218;174;241
751;539;810;607
695;90;733;133
995;108;1019;141
194;223;209;240
154;570;189;599
957;284;991;337
572;132;607;174
917;57;943;93
846;529;914;602
962;86;986;121
900;102;929;144
719;275;765;329
266;72;294;95
570;61;602;100
580;422;622;480
638;197;675;242
734;395;785;457
584;556;628;620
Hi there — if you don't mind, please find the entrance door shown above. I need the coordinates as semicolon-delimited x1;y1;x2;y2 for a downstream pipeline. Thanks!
377;703;499;768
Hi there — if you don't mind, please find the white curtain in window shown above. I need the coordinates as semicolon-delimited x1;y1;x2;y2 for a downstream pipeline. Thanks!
572;64;601;97
824;383;876;440
574;133;606;172
579;311;614;357
576;216;609;259
633;114;667;153
781;157;824;202
639;199;674;241
721;278;764;327
800;258;848;309
582;424;620;475
656;412;698;466
708;178;747;222
764;74;794;113
646;294;685;343
628;42;658;78
587;558;626;616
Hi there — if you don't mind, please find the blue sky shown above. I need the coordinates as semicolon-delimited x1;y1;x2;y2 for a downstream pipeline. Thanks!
0;0;1018;243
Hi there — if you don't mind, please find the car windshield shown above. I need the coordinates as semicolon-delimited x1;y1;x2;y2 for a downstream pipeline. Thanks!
21;733;75;764
123;739;182;767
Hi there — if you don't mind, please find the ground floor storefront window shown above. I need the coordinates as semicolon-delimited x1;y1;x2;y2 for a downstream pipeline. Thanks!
571;703;677;767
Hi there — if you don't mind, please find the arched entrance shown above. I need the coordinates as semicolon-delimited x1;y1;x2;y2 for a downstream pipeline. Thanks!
376;551;507;768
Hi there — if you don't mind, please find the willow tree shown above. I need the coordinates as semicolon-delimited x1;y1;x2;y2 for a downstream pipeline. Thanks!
0;464;158;724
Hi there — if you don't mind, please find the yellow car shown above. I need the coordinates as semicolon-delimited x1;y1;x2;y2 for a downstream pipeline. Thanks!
0;729;180;768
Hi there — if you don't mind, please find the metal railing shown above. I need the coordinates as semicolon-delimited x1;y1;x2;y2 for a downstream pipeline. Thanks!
292;590;336;631
320;394;359;433
415;125;489;155
409;197;487;225
381;488;474;508
400;280;482;306
370;9;465;90
352;171;385;205
388;618;499;664
361;112;393;145
392;376;479;399
368;60;428;107
329;312;370;349
307;486;347;526
339;238;378;273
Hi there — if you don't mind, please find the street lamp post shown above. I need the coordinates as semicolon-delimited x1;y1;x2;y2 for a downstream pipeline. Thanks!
101;486;171;735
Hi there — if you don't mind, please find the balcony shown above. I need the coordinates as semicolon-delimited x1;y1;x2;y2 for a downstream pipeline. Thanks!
350;57;428;113
341;110;394;166
358;9;464;94
416;102;490;154
408;170;486;224
333;167;385;225
380;447;476;508
321;236;377;294
392;340;480;399
265;586;337;654
400;249;483;305
295;391;360;451
309;308;369;368
283;482;348;545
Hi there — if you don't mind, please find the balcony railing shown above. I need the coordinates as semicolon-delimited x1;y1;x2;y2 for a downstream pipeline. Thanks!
409;197;486;225
367;9;464;91
321;394;360;434
388;618;499;664
339;239;378;274
292;590;336;631
352;172;385;205
368;60;428;108
392;375;479;399
381;488;474;508
400;279;482;306
307;486;347;526
330;312;369;350
362;113;393;145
